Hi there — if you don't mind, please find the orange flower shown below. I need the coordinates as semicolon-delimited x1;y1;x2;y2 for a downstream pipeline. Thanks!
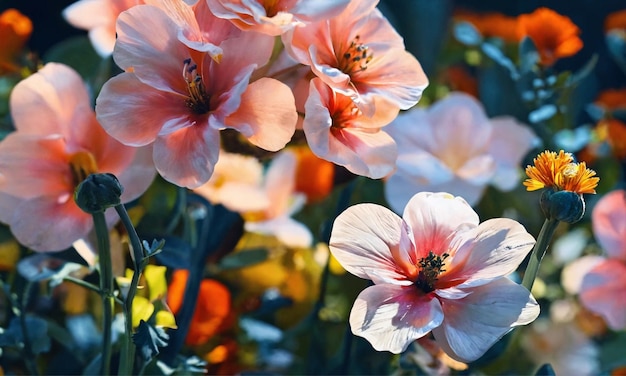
168;270;232;346
605;9;626;31
441;65;479;98
454;10;519;43
594;89;626;111
0;8;32;73
293;145;335;203
517;8;583;66
600;119;626;159
524;150;599;194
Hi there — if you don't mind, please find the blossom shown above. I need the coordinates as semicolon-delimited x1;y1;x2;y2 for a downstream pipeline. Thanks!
293;145;335;203
579;190;626;330
303;78;399;179
0;63;155;252
168;269;232;346
0;8;32;74
516;7;583;66
453;10;519;43
96;4;297;188
385;92;536;211
523;150;599;194
283;0;428;116
206;0;351;36
329;192;539;361
605;9;626;32
63;0;143;57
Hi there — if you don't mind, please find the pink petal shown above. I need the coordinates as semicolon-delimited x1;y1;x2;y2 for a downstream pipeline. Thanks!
9;196;93;252
262;151;297;218
350;284;444;354
445;218;535;287
246;217;313;248
579;259;626;330
433;277;539;362
329;203;414;284
561;255;604;295
456;155;495;185
114;145;156;203
225;78;297;151
291;0;351;22
402;192;479;261
0;134;71;198
152;124;220;188
394;152;455;185
96;72;190;146
207;182;269;213
592;190;626;261
89;27;117;57
10;63;93;137
63;0;113;30
488;117;537;191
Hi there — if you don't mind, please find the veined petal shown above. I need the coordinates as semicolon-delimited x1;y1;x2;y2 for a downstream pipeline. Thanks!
446;218;535;286
152;124;220;188
10;63;93;137
96;72;190;147
114;145;156;204
330;203;414;284
402;192;479;261
592;190;626;262
225;77;297;151
580;259;626;330
433;278;539;362
9;196;92;252
350;284;444;354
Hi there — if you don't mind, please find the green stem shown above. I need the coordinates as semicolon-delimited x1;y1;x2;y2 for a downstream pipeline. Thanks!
93;211;113;376
62;276;124;305
115;204;145;376
521;218;560;291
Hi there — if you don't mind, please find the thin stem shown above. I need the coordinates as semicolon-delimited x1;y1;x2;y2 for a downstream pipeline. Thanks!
521;218;560;291
115;204;145;376
19;282;39;376
93;211;114;376
62;276;124;305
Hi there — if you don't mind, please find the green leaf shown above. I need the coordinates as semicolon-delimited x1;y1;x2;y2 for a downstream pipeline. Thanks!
0;316;51;354
217;248;269;270
519;36;539;73
16;254;85;287
133;320;170;362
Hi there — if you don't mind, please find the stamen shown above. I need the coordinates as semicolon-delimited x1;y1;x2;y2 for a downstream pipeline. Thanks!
339;35;373;74
182;58;211;115
414;251;449;293
69;151;98;186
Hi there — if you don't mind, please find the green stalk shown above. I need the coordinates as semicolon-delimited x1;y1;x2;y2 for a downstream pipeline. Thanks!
521;218;560;291
93;211;113;376
115;204;145;376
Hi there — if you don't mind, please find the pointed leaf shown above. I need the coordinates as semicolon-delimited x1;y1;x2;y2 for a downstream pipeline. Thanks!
133;320;170;362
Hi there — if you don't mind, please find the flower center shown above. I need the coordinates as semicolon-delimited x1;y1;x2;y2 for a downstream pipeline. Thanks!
69;151;98;186
263;0;282;17
414;251;449;294
338;35;373;75
183;58;210;115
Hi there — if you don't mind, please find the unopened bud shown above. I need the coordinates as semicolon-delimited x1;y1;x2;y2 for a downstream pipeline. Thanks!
540;188;585;223
74;173;124;214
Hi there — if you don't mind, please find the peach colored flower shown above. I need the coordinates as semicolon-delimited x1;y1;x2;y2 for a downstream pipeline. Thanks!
63;0;143;57
0;63;155;252
0;8;32;74
385;92;537;210
303;78;399;179
96;4;297;188
329;192;539;361
579;190;626;330
207;0;351;36
516;7;583;67
283;0;428;116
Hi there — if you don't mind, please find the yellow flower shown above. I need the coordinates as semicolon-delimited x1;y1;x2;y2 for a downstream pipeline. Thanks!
524;150;599;194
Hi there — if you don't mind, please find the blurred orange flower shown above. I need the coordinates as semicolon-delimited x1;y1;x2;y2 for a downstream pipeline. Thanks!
605;9;626;31
441;65;479;98
517;7;583;66
595;88;626;110
293;145;335;203
599;119;626;159
0;8;32;74
168;270;233;346
454;10;519;42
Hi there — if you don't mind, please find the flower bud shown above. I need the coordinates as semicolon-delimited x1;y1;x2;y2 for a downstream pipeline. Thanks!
74;173;124;214
540;188;585;223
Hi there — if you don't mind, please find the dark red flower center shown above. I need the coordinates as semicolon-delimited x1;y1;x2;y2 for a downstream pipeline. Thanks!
338;35;373;75
414;251;449;293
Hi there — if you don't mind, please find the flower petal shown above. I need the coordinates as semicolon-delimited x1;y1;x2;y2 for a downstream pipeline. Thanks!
445;218;535;286
350;284;443;354
591;189;626;262
329;203;413;284
579;259;626;330
433;277;539;362
246;217;313;248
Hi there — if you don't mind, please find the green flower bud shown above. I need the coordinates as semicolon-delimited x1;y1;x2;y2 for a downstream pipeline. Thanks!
74;173;124;214
540;188;585;223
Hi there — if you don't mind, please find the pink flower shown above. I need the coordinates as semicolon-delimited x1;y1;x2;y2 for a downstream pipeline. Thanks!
206;0;351;36
96;4;297;188
303;78;398;179
283;0;428;116
329;192;539;361
0;63;155;252
385;92;537;211
579;189;626;330
63;0;143;57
